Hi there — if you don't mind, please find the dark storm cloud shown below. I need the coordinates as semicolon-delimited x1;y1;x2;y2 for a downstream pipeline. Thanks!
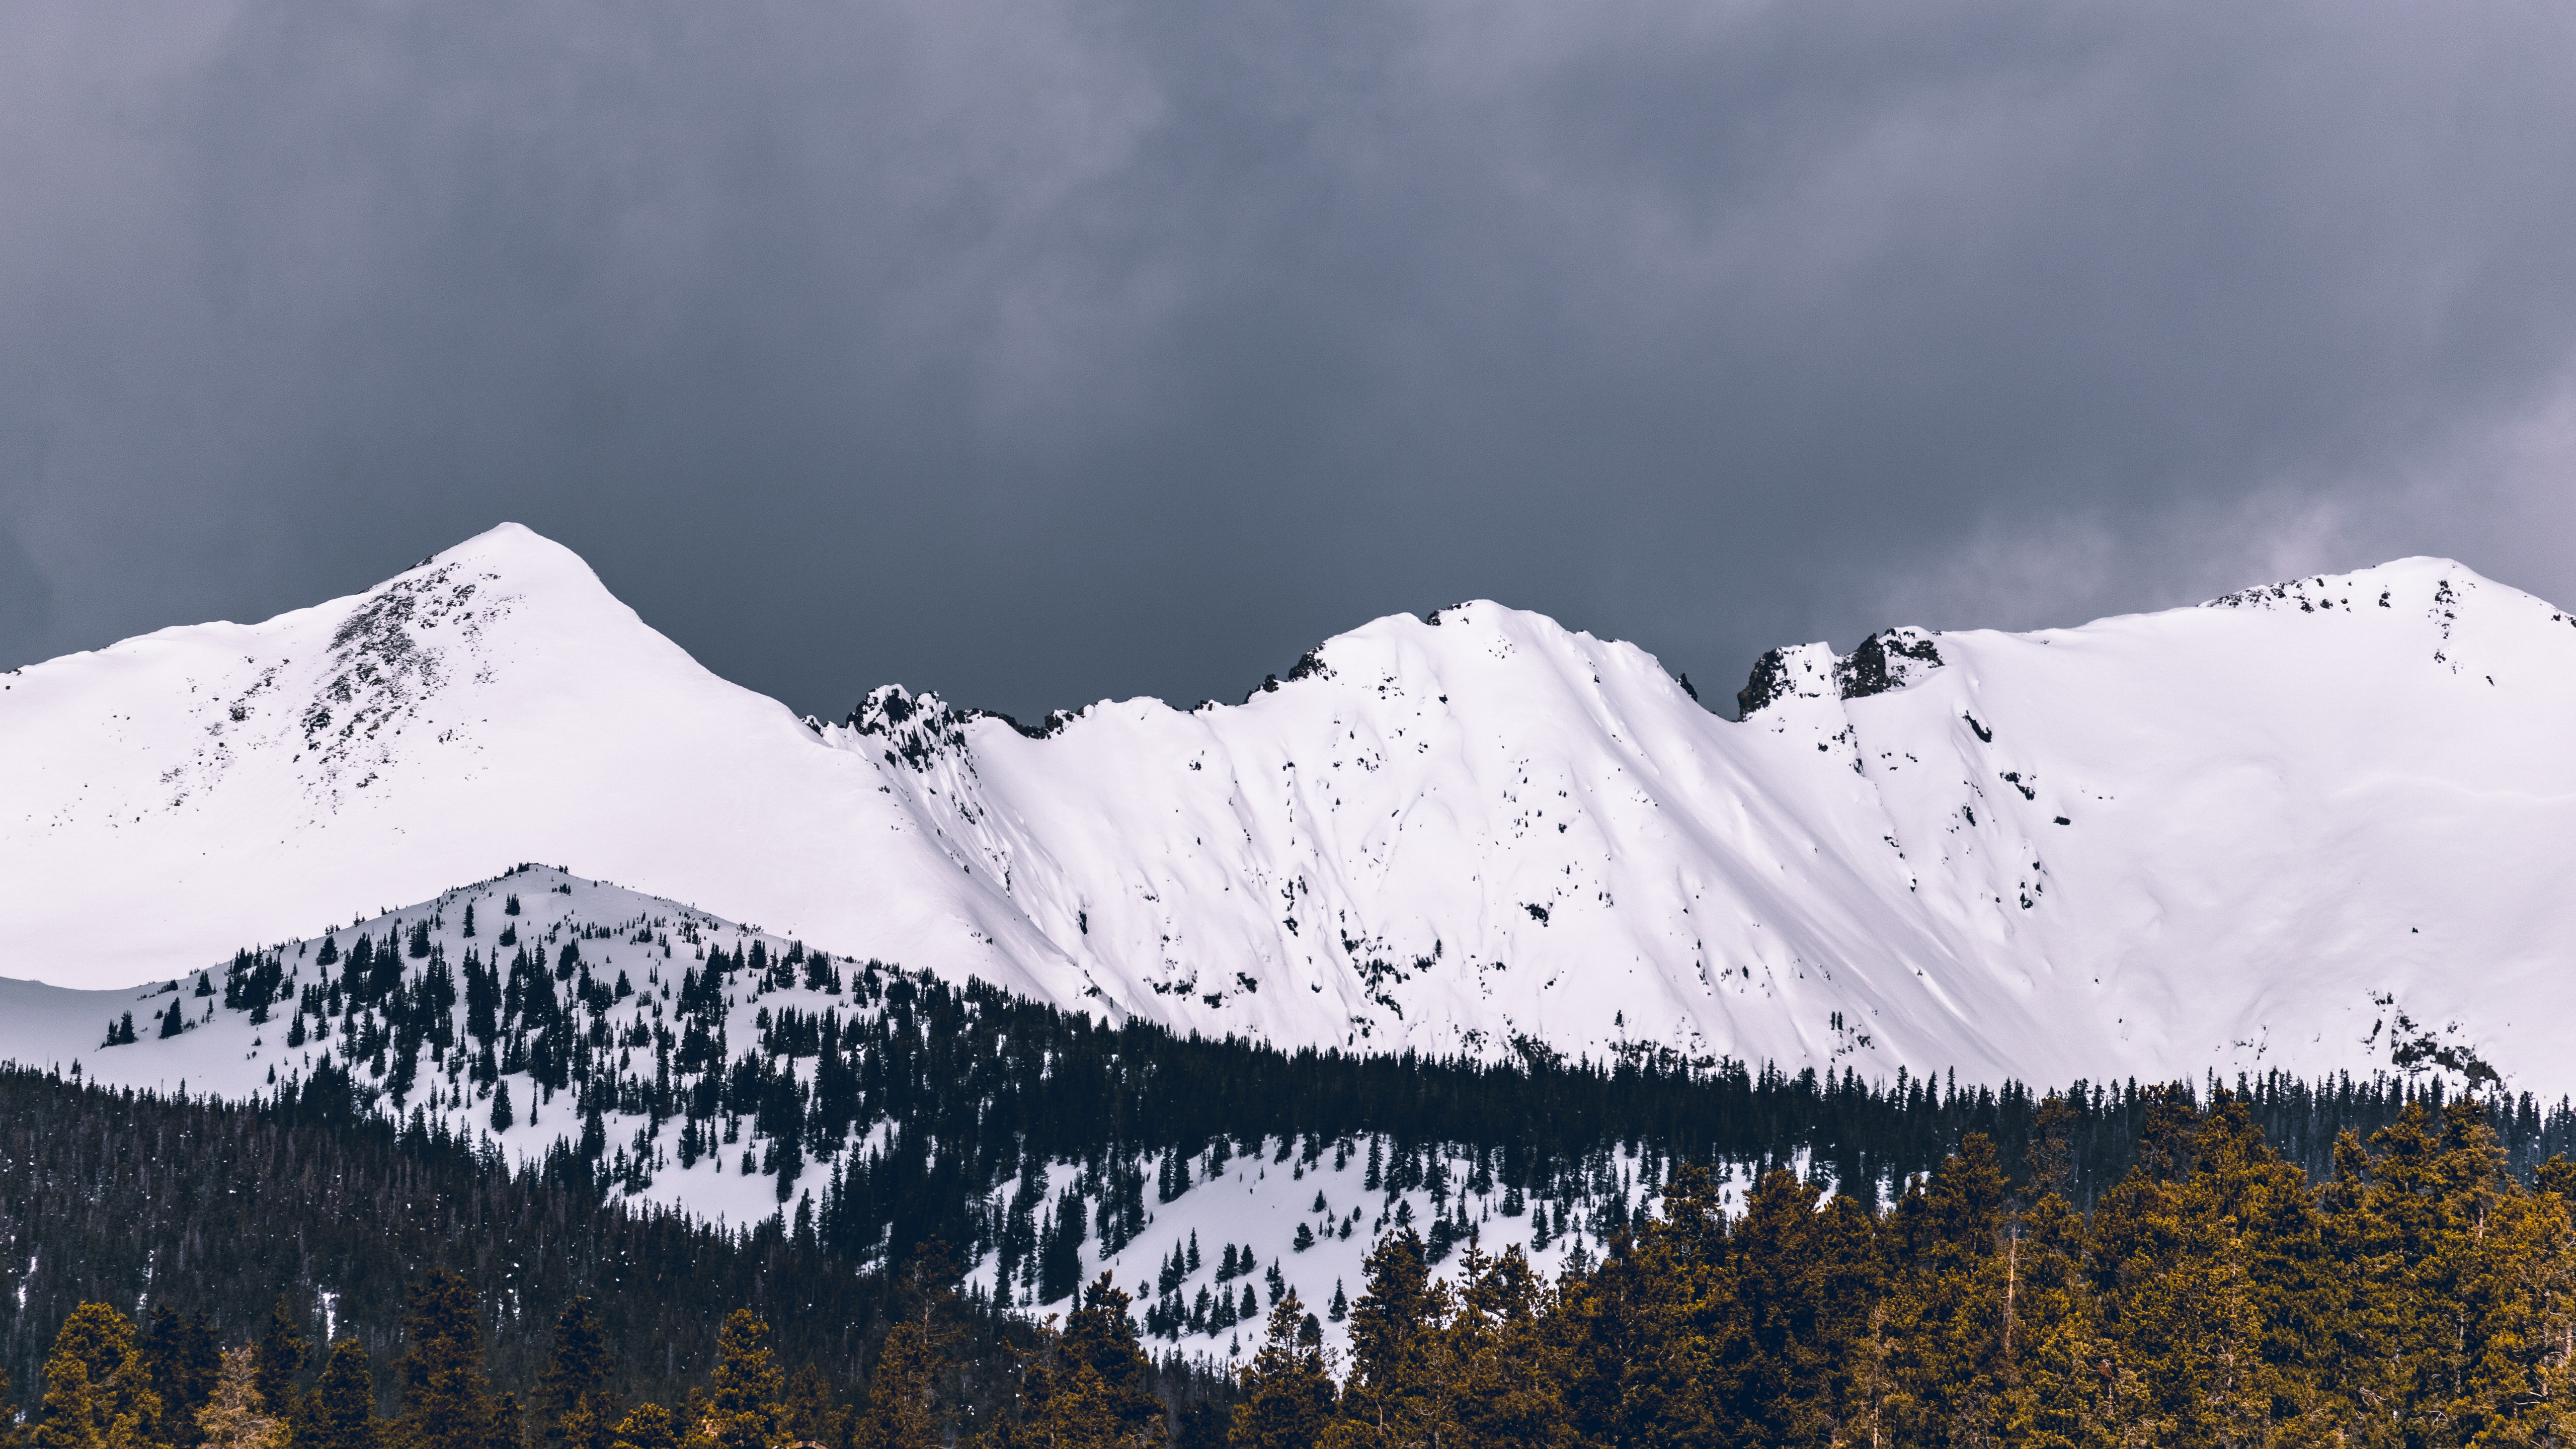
5;0;2575;718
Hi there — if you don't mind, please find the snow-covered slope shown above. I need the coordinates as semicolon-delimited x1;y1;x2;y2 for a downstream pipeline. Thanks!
0;864;1703;1369
0;867;810;1224
7;523;2575;1091
0;525;1086;1009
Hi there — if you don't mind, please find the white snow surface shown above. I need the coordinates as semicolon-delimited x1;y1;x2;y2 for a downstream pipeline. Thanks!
7;522;2576;1091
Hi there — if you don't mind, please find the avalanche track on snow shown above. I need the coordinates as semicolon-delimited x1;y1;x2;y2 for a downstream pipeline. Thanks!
6;523;2574;1091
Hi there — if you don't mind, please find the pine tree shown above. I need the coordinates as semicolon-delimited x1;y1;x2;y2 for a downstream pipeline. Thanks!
775;1366;845;1449
1004;1340;1121;1449
1039;1191;1087;1305
141;1306;220;1449
33;1304;163;1449
296;1343;377;1449
2028;1089;2077;1202
491;1082;515;1134
1229;1292;1332;1449
552;1397;613;1449
1995;1192;2113;1449
1444;1246;1570;1449
686;1312;780;1449
1724;1169;1878;1445
1558;1162;1733;1449
1058;1276;1164;1447
857;1247;960;1449
1320;1230;1445;1449
535;1298;613;1449
1877;1136;2017;1447
254;1300;309;1431
196;1350;282;1449
391;1271;494;1449
855;1325;938;1449
487;1397;524;1449
996;1280;1165;1449
608;1407;675;1449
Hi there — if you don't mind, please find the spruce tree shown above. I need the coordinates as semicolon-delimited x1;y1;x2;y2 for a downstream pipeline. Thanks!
195;1350;282;1449
535;1298;612;1447
688;1312;780;1449
297;1343;376;1449
775;1366;846;1449
1321;1231;1443;1449
855;1328;937;1449
1058;1277;1163;1446
486;1397;523;1449
1228;1293;1332;1449
391;1271;493;1449
254;1300;308;1429
1444;1246;1569;1449
608;1407;675;1449
1039;1191;1087;1305
141;1306;220;1449
34;1304;163;1449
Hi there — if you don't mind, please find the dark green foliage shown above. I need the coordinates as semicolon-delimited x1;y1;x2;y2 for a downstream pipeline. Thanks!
252;1298;308;1425
1038;1193;1087;1306
391;1272;490;1449
0;1067;1221;1427
138;1307;218;1449
533;1299;610;1442
301;1340;378;1449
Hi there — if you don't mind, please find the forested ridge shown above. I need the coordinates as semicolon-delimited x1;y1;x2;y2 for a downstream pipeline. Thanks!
1226;1090;2576;1447
124;878;2576;1290
16;1078;2576;1447
23;901;2576;1446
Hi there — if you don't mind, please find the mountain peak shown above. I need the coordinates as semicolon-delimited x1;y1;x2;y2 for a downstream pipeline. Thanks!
11;536;2576;1091
2200;555;2487;612
432;518;593;573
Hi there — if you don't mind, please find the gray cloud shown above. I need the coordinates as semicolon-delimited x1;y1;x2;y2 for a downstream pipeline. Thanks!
5;0;2574;717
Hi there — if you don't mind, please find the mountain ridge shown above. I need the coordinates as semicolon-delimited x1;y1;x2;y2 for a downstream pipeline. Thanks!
7;524;2574;1090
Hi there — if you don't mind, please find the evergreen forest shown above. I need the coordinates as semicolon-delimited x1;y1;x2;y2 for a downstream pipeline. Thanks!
17;1073;2576;1447
21;951;2576;1447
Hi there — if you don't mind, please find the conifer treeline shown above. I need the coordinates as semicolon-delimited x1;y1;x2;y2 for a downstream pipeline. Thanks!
1217;1091;2576;1447
0;1066;1057;1419
22;1088;2576;1448
169;894;2576;1290
7;1248;1207;1449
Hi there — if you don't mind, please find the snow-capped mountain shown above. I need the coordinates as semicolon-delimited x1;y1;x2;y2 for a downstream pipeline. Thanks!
7;523;2574;1090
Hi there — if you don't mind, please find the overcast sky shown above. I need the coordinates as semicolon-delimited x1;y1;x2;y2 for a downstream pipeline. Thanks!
5;0;2574;719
